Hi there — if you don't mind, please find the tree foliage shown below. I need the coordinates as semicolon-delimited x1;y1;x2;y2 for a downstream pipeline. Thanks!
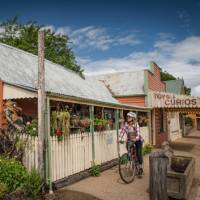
184;86;191;95
0;17;83;75
160;71;176;81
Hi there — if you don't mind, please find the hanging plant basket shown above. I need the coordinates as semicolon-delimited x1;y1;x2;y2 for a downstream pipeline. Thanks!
50;130;55;137
79;118;91;128
56;130;62;137
70;115;80;127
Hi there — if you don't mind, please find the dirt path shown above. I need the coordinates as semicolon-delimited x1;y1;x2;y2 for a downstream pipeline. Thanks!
60;131;200;200
62;154;150;200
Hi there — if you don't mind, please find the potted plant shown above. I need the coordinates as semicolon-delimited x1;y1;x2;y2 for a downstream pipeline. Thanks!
79;118;91;128
55;130;63;141
70;115;80;127
94;118;108;131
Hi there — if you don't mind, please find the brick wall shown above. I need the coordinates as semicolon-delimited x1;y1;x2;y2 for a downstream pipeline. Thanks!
147;63;167;147
147;62;166;92
154;108;168;148
117;96;145;106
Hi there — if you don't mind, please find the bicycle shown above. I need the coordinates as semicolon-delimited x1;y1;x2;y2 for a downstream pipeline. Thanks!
118;140;143;184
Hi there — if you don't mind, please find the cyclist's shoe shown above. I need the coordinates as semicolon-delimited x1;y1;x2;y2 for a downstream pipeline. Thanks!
139;167;143;175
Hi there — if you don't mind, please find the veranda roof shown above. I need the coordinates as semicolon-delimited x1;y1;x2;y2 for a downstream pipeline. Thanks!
0;43;150;112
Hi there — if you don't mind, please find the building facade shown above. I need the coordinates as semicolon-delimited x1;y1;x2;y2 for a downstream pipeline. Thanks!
97;62;200;147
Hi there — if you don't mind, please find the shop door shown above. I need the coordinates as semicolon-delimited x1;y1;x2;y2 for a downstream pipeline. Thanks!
168;112;180;141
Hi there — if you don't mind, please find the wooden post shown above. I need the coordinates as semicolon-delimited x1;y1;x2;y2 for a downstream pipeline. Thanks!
46;97;53;193
38;30;46;180
115;109;120;157
149;151;169;200
89;105;95;163
147;111;152;144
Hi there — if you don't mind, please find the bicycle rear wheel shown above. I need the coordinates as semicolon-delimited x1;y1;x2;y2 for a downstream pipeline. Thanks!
119;153;136;184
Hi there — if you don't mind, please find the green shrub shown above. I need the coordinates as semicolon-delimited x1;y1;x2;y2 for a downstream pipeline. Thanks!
0;182;8;199
142;143;153;156
23;168;42;197
0;157;28;192
89;164;101;177
119;153;129;165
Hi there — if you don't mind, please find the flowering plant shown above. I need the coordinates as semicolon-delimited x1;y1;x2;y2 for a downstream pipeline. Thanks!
25;119;38;136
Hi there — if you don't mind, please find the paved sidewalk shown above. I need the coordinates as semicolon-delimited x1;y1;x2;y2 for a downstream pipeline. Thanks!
60;131;200;200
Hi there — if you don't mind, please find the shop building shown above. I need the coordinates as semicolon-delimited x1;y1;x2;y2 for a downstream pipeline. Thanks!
96;62;200;147
0;43;150;186
96;62;167;146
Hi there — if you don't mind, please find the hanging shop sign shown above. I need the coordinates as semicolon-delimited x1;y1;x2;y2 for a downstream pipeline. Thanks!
149;91;200;108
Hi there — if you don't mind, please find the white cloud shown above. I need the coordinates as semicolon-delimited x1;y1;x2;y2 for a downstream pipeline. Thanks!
193;85;200;96
47;25;141;51
115;34;141;46
0;27;5;38
78;36;200;96
41;26;55;32
68;26;141;50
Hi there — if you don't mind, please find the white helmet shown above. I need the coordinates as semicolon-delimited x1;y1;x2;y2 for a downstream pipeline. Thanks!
127;112;137;119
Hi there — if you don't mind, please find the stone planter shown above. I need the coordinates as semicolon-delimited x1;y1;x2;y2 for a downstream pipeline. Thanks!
167;156;195;200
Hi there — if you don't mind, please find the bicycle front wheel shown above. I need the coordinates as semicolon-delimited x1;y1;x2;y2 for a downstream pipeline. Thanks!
119;153;136;184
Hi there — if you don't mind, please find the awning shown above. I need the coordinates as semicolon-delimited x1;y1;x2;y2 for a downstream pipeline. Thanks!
165;108;200;113
3;83;37;99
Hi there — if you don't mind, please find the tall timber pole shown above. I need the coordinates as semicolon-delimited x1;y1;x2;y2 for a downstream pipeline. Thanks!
38;30;46;181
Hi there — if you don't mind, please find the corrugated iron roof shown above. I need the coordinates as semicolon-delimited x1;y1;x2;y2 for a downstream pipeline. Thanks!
0;43;119;104
94;71;145;96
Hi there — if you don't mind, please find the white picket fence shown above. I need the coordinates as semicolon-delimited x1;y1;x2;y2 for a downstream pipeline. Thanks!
16;127;148;182
50;130;125;181
50;132;93;181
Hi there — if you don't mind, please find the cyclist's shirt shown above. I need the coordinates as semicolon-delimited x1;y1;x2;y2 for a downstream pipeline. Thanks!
127;126;137;141
120;122;141;142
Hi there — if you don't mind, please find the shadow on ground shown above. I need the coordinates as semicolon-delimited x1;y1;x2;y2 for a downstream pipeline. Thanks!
55;190;103;200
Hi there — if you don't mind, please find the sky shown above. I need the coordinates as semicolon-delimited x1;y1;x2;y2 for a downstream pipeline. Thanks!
0;0;200;96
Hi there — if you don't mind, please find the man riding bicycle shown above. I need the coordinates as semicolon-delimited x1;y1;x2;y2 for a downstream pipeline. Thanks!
119;112;143;171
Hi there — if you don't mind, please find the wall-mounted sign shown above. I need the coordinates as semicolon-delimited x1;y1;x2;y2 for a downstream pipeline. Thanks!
148;91;200;108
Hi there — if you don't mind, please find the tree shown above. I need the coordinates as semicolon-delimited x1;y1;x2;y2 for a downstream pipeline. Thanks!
0;17;83;76
184;86;191;96
160;71;176;81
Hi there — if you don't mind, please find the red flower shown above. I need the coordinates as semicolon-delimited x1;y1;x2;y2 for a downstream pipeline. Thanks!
56;130;62;136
